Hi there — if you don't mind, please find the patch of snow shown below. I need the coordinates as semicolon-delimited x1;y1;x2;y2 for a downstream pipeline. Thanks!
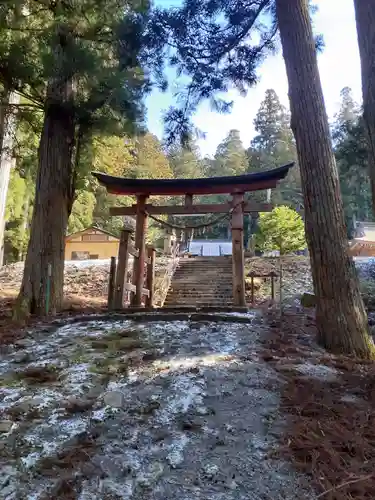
90;407;108;422
189;240;232;257
209;311;257;319
65;258;113;269
151;354;236;375
0;388;23;409
22;415;88;469
295;362;339;381
166;433;189;468
99;478;134;497
156;375;204;424
340;394;363;404
61;363;92;387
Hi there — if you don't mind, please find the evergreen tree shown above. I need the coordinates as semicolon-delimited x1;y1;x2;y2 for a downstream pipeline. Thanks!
248;89;301;208
276;0;373;356
335;119;372;234
151;0;374;357
212;129;247;177
335;86;359;127
168;141;203;179
251;89;292;157
0;91;18;265
68;191;96;234
134;133;172;179
4;168;30;263
333;89;371;235
354;0;375;215
0;1;152;316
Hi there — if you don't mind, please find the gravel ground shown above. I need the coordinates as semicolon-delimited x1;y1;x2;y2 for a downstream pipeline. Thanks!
0;314;314;499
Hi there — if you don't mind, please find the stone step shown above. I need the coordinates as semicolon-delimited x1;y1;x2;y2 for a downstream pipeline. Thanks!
174;270;232;273
170;281;233;292
173;271;232;276
172;280;232;284
167;292;232;299
165;255;235;307
174;269;232;274
164;301;233;307
177;261;232;266
165;302;232;308
168;289;232;293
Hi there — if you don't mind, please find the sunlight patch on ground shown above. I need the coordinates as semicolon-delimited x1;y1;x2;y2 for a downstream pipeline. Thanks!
0;316;313;499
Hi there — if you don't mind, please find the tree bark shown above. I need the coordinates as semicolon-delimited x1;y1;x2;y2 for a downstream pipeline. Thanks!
276;0;374;357
353;0;375;215
15;78;75;317
0;91;19;266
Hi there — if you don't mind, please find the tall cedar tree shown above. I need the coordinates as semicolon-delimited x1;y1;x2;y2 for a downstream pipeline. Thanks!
248;89;301;208
0;91;18;265
333;87;371;234
0;1;150;316
276;0;373;356
153;0;374;356
353;0;375;215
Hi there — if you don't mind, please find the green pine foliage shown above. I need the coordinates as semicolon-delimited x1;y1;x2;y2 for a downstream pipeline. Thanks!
4;169;30;262
333;88;372;236
213;130;247;177
255;206;306;255
248;89;301;207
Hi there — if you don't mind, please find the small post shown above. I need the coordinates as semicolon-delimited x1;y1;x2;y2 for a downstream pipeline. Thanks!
145;246;156;308
108;256;117;310
270;272;276;300
250;273;254;304
114;229;132;309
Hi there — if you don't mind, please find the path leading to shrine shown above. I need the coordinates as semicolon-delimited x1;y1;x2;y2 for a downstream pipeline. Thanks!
0;312;315;499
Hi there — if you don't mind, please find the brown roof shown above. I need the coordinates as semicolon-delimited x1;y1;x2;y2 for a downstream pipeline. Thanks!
65;226;119;241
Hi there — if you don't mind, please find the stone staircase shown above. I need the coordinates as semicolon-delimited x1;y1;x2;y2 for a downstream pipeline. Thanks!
163;256;233;307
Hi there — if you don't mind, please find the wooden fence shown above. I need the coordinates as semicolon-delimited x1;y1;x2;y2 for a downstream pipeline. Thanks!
247;271;278;303
107;229;156;310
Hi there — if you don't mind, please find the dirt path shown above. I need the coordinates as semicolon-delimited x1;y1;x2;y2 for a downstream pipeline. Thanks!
0;313;314;499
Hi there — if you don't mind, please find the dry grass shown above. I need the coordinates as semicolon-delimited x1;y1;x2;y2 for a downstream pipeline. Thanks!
36;433;98;499
262;310;375;499
15;365;60;385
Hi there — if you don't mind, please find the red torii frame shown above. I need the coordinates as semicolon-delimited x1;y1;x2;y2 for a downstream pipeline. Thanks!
93;162;294;308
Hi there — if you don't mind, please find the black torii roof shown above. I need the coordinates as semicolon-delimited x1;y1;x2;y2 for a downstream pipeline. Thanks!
92;162;294;196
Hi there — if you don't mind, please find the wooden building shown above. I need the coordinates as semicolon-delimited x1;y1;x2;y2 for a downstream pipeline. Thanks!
65;226;120;261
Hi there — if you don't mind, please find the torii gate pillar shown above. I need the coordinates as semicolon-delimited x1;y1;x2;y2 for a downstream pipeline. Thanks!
231;193;246;307
131;195;148;306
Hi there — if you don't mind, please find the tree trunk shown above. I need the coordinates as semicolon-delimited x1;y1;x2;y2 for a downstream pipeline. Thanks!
15;78;75;317
353;0;375;215
0;91;19;266
276;0;374;358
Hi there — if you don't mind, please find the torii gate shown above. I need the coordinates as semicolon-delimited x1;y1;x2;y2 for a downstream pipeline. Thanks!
93;162;294;308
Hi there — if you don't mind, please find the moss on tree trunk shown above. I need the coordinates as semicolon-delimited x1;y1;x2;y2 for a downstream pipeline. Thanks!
276;0;375;358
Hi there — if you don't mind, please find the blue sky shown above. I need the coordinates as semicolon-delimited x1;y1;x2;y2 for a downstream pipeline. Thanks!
146;0;362;157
